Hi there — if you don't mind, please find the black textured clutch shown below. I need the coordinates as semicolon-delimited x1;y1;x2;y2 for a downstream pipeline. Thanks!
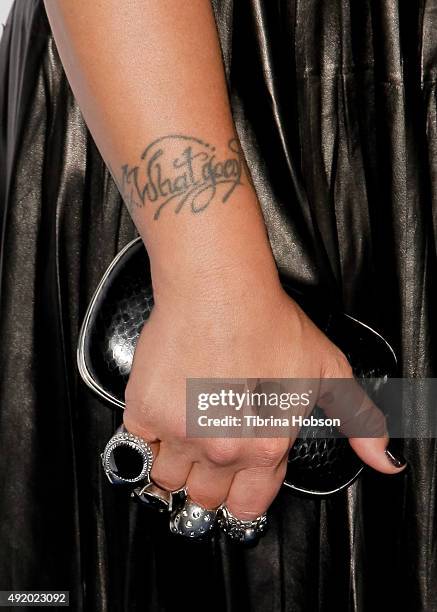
77;237;397;496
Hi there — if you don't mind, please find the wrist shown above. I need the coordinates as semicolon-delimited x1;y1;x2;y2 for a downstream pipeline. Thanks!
150;260;291;347
151;242;282;309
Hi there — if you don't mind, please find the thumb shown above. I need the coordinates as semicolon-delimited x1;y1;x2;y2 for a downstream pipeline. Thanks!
348;436;407;475
317;371;407;475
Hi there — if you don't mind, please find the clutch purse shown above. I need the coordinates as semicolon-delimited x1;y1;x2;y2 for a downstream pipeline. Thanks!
77;236;397;496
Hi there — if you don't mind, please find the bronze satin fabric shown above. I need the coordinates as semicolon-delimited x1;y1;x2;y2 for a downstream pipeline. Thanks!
1;0;436;610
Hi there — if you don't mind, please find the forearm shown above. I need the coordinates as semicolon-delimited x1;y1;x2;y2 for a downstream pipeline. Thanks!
43;0;280;304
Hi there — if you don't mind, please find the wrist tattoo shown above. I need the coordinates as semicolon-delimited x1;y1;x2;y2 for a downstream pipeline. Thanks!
119;135;245;219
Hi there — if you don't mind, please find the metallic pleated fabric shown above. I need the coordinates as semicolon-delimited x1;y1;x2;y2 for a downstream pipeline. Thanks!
1;1;436;610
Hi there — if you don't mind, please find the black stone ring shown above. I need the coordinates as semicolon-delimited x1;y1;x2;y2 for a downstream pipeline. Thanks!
101;425;154;486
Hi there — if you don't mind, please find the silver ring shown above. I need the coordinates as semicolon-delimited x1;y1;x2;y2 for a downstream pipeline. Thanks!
217;506;268;544
101;425;154;485
131;482;172;512
169;494;217;539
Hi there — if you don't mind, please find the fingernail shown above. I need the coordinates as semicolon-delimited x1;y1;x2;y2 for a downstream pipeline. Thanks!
385;439;407;468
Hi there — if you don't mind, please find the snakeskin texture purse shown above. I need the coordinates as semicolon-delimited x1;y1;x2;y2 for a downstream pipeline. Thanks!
77;236;397;496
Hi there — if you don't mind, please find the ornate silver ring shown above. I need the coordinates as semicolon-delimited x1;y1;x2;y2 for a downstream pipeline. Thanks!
218;506;268;544
101;425;154;486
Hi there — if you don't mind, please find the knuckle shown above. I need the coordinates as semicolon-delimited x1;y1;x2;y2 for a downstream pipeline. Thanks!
204;441;240;467
122;401;156;439
124;385;149;414
125;376;158;412
254;439;288;467
124;388;162;439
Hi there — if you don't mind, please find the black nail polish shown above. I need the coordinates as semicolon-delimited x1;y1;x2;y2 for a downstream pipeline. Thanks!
385;439;407;468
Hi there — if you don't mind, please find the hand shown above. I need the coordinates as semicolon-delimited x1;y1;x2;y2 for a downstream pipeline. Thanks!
124;276;406;520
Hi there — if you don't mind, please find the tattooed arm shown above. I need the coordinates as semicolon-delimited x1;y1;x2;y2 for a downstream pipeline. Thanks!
43;0;279;306
44;0;403;521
